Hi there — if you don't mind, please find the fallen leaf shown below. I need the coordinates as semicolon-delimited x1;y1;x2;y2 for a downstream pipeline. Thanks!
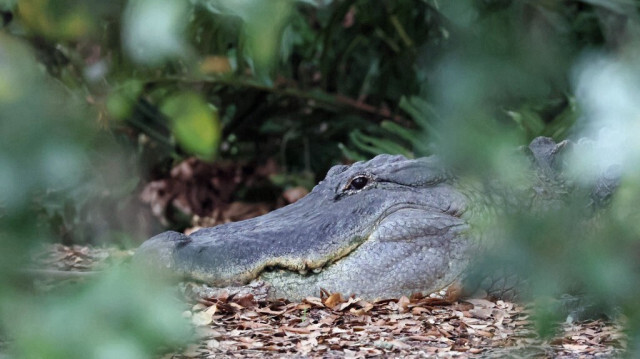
191;310;213;326
324;293;343;309
397;296;410;313
470;308;493;319
304;296;325;307
281;326;311;334
464;298;495;308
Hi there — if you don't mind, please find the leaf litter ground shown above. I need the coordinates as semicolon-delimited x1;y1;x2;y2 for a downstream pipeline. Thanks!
31;244;626;358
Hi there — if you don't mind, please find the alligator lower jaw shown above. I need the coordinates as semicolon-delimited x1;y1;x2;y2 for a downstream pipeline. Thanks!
198;235;369;285
256;268;467;302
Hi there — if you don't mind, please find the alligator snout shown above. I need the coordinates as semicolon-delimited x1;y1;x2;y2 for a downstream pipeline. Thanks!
134;231;191;278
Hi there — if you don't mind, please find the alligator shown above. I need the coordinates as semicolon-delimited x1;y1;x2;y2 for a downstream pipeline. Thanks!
135;137;619;300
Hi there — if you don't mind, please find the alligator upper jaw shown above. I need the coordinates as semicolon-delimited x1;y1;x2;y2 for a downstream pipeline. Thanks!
134;190;381;286
133;228;370;287
134;199;461;290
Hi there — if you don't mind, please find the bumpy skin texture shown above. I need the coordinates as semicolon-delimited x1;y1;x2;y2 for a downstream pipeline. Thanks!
136;155;472;300
135;137;618;300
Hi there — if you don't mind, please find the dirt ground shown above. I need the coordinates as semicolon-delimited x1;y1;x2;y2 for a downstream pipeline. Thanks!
30;244;626;358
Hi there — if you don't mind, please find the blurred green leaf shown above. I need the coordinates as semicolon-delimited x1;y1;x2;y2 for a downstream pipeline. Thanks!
349;129;413;158
506;107;545;138
3;269;190;359
122;0;191;65
338;143;367;162
17;0;98;40
0;0;16;10
380;120;416;144
106;80;144;120
161;92;221;161
399;96;438;135
196;0;294;82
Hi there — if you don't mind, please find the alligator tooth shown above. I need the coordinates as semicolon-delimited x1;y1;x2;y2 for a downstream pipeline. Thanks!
312;268;322;274
298;269;308;275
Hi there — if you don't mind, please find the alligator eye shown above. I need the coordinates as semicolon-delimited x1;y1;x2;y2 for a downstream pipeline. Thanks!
347;176;368;190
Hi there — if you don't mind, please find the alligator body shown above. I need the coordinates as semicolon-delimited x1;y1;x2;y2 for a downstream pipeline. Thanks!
135;137;617;300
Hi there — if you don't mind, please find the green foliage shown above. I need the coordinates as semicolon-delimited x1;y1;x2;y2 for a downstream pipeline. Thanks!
161;92;221;161
0;10;189;359
3;269;190;359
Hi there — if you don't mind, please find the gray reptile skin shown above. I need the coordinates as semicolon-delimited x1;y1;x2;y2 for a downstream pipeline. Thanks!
135;137;618;300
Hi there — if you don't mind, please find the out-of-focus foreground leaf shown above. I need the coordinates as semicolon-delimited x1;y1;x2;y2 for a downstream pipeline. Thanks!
122;0;190;65
3;269;190;359
161;92;221;161
0;27;190;359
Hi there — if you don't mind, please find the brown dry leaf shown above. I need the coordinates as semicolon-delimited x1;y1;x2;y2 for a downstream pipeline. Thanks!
319;314;338;326
408;335;434;342
445;281;464;301
192;303;207;311
295;303;312;311
204;304;217;317
331;327;348;334
454;301;474;312
389;339;411;349
492;308;506;326
357;300;374;311
324;292;343;309
469;308;493;320
256;307;287;315
281;326;312;334
562;343;589;351
342;348;359;358
349;307;368;316
219;202;271;224
304;296;325;308
194;326;223;339
141;158;279;225
205;339;220;349
411;306;430;315
191;310;213;326
338;296;360;311
465;298;495;308
397;296;410;313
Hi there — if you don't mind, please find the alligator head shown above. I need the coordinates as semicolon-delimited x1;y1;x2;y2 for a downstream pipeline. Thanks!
135;154;473;300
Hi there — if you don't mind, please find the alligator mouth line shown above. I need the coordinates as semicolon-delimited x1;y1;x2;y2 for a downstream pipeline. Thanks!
254;203;463;279
251;228;375;280
258;235;368;277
